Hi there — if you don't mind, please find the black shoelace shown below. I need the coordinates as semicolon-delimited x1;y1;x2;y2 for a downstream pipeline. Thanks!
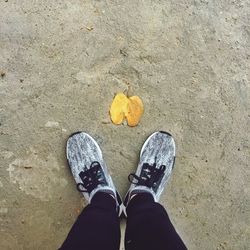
128;162;166;192
77;161;108;194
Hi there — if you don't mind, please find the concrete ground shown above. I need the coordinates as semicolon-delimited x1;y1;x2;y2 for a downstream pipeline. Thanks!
0;0;249;249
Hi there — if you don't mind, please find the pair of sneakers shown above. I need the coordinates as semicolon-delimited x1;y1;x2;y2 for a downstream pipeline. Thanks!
66;131;176;216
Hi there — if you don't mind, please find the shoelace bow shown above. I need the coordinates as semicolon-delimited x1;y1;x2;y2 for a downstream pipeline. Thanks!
128;162;166;190
77;161;107;193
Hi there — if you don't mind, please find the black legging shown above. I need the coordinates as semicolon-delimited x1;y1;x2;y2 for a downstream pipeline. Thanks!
60;192;187;250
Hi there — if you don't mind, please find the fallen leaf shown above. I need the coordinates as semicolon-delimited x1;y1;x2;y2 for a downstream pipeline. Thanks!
126;96;144;127
109;92;144;127
110;93;129;125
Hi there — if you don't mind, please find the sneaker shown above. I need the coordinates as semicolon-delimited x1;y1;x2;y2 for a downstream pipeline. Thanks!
66;132;123;216
124;131;176;214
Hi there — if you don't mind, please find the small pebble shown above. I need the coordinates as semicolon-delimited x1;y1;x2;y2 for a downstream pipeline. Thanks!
101;119;110;124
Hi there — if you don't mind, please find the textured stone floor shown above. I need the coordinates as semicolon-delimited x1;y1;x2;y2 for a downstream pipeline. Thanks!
0;0;249;249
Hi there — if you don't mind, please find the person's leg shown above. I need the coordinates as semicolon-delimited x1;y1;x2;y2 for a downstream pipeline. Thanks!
60;132;123;250
124;131;187;250
125;193;186;250
60;192;120;250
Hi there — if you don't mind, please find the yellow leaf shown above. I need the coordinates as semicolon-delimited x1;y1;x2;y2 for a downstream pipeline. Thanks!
109;93;144;126
109;93;129;125
126;96;144;127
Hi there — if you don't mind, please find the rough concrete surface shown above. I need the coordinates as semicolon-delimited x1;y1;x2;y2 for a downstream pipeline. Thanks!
0;0;250;249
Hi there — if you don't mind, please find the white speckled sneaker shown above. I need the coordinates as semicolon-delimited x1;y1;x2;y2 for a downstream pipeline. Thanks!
66;132;123;216
124;131;176;215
